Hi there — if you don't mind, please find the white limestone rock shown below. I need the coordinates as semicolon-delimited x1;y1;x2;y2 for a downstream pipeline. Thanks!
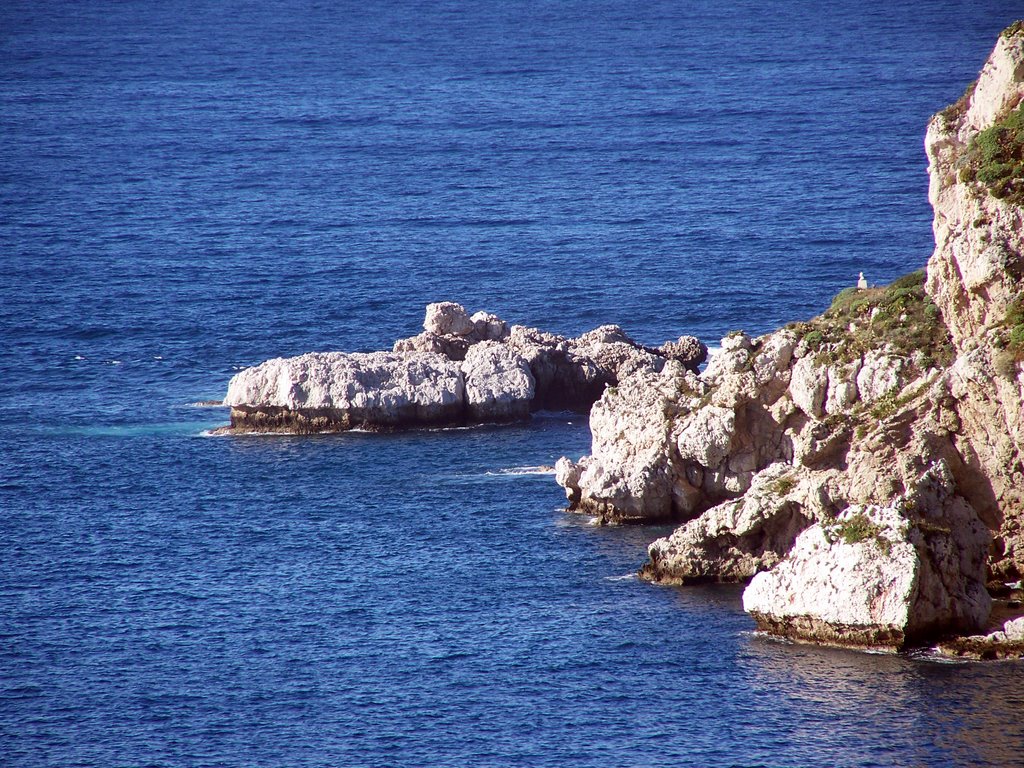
505;325;605;411
1005;616;1024;642
742;463;991;650
559;365;692;522
659;335;709;370
789;356;828;419
962;29;1024;136
752;330;797;386
424;301;475;337
224;351;466;430
922;24;1024;581
460;342;535;421
570;325;667;381
643;464;811;583
470;311;510;341
676;405;735;468
742;510;918;649
704;333;753;381
393;331;471;360
855;349;905;403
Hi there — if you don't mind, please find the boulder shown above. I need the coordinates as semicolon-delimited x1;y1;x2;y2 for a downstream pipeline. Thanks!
393;331;471;360
424;301;475;337
789;356;828;419
641;464;812;584
742;463;991;651
470;311;510;341
659;335;709;371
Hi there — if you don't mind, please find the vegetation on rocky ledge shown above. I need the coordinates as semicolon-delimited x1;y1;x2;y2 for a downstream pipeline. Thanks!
939;79;977;125
787;270;954;372
825;513;892;555
959;103;1024;205
1002;19;1024;39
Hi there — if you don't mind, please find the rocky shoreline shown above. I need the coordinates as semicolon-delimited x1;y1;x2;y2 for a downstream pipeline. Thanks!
557;25;1024;656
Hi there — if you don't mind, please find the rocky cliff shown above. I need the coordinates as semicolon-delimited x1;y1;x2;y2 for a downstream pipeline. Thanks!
221;301;706;433
557;25;1024;653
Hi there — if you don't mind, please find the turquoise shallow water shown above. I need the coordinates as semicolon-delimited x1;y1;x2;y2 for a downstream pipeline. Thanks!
3;1;1024;765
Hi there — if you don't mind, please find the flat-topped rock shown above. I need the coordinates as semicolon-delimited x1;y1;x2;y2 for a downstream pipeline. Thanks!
222;351;466;433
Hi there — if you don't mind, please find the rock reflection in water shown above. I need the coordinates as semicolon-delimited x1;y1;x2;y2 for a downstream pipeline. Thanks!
740;637;1024;766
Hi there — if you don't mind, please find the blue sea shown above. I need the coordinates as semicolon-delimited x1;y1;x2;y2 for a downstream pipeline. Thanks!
3;1;1024;766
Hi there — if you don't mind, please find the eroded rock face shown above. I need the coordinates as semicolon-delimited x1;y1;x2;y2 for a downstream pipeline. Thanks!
460;342;535;421
424;301;476;337
393;331;472;360
557;331;808;524
743;463;992;650
225;303;705;433
641;464;812;584
922;27;1024;582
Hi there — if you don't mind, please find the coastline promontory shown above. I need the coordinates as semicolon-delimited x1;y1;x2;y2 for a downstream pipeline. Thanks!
557;24;1024;655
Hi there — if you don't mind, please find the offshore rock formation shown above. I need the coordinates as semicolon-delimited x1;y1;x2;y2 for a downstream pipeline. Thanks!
557;25;1024;652
222;302;706;433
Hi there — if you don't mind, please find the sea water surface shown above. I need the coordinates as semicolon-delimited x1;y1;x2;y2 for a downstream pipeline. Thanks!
3;1;1024;766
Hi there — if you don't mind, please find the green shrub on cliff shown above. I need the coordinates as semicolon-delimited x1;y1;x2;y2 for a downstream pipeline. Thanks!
939;80;977;125
1001;20;1024;39
961;104;1024;205
824;512;893;555
1001;295;1024;369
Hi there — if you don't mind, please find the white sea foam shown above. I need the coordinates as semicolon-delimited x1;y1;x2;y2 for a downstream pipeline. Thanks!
202;428;281;437
906;649;971;665
484;465;556;477
604;573;638;582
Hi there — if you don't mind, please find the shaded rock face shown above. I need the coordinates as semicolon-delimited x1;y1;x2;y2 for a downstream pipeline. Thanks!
743;463;991;651
923;30;1024;583
641;464;812;584
224;304;707;433
938;614;1024;660
557;27;1024;649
